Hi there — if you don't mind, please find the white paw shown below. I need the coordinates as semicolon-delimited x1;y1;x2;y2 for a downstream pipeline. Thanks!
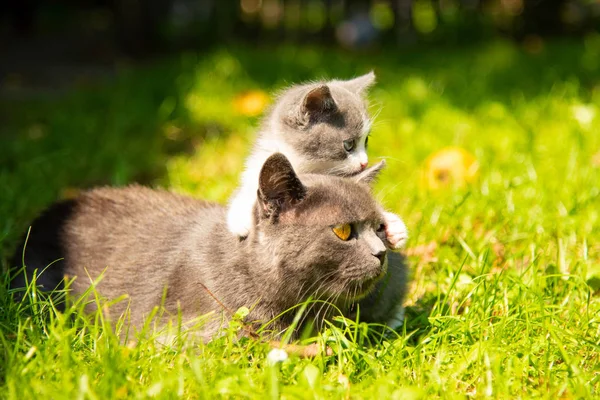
226;201;253;238
383;211;408;250
387;305;405;330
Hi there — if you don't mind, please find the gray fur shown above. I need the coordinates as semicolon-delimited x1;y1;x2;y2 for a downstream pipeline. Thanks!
11;154;407;339
268;73;373;166
227;72;377;237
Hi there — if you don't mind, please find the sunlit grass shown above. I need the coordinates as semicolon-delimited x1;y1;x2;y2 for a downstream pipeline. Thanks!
1;39;599;398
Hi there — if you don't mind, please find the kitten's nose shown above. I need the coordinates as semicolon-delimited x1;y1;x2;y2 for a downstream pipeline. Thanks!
374;249;387;265
360;162;368;170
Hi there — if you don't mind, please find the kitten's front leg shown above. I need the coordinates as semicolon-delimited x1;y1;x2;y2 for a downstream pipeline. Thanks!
383;211;408;250
227;187;255;238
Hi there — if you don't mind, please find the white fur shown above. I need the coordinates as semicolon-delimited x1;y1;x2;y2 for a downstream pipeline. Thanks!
386;304;405;329
383;211;409;250
227;134;299;237
347;128;369;168
227;184;258;238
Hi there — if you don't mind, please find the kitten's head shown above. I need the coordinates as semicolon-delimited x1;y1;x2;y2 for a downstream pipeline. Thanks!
268;72;376;176
252;153;388;305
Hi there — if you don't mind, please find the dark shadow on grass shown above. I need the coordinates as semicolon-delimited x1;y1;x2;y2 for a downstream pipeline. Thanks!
402;297;437;346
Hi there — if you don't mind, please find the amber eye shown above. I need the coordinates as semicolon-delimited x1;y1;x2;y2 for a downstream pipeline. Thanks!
332;224;352;241
343;139;355;152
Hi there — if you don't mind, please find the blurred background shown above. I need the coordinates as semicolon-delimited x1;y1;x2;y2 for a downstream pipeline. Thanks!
1;0;600;95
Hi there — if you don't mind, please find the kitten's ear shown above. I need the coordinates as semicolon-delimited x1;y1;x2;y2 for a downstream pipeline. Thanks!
342;71;376;94
302;85;337;116
258;153;306;220
355;160;386;185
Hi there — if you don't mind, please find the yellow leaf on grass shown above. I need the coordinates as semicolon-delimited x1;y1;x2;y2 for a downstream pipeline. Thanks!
592;150;600;168
233;90;270;117
421;147;479;190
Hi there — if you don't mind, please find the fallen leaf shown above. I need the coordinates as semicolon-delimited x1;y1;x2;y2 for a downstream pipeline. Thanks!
421;147;479;190
233;90;270;117
592;150;600;168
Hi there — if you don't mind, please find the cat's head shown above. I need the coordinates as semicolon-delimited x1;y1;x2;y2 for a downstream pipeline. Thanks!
252;152;388;305
267;72;376;176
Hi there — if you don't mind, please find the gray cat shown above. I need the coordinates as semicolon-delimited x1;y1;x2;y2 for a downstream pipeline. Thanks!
10;154;407;339
227;72;408;250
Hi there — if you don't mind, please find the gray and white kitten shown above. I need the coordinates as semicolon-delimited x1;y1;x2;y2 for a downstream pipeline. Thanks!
227;72;408;250
10;154;407;339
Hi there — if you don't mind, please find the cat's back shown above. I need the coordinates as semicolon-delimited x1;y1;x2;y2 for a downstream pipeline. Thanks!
11;185;224;293
58;185;218;242
63;184;223;250
78;185;211;218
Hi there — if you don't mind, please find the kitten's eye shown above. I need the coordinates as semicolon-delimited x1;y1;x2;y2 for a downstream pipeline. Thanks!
332;224;352;241
343;139;355;152
365;136;369;149
377;223;385;233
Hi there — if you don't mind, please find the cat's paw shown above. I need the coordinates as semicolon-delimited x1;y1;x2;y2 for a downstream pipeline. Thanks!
383;211;408;250
386;305;405;330
226;205;252;238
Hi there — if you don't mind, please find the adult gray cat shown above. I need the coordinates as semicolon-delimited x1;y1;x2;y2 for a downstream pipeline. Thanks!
10;154;407;339
227;72;408;250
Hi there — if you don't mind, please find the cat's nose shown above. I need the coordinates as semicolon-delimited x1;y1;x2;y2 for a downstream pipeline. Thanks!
360;162;368;170
373;249;387;265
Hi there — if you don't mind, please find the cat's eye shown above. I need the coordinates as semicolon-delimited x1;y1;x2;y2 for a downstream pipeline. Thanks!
332;223;352;241
377;223;385;233
343;139;355;152
365;136;369;149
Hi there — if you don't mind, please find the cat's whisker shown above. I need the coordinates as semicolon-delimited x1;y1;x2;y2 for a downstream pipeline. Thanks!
370;104;384;123
375;155;408;164
376;181;405;205
296;280;325;327
314;298;329;331
296;272;339;330
315;290;339;329
295;280;308;303
298;270;337;302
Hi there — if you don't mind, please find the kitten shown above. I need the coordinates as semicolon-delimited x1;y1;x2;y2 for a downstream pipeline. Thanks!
10;154;407;339
227;72;408;250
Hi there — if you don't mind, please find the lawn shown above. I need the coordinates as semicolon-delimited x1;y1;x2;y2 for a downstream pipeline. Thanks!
1;39;599;398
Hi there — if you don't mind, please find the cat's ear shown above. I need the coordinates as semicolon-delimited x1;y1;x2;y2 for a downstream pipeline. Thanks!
355;160;386;185
258;153;306;220
342;71;376;94
302;85;337;116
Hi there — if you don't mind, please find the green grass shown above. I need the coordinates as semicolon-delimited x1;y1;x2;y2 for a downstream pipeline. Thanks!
1;38;600;398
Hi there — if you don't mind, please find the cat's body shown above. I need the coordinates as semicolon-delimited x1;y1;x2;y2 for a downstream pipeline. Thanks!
227;73;408;250
11;155;407;339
